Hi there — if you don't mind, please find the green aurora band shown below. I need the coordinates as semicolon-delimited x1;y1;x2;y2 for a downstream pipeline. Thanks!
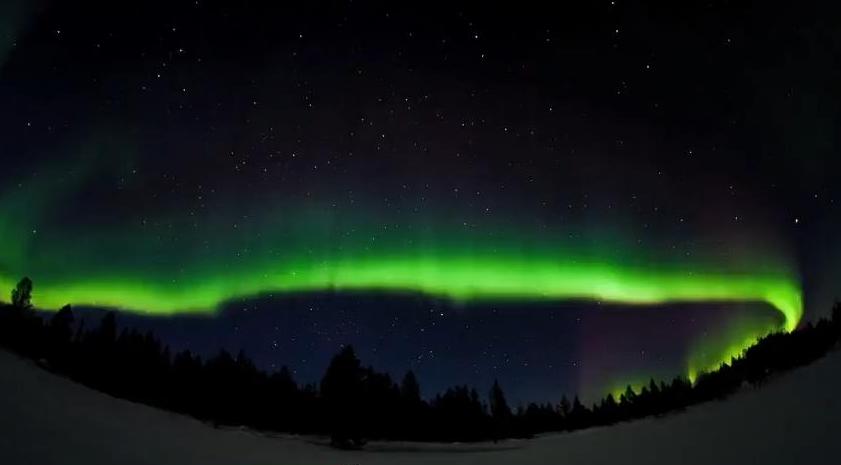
0;251;804;386
0;257;802;331
0;150;804;387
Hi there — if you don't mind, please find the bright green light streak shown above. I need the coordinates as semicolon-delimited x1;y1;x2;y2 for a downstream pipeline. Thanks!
1;256;802;335
686;312;781;383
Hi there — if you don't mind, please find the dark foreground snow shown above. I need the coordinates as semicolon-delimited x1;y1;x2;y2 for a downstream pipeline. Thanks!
1;348;840;465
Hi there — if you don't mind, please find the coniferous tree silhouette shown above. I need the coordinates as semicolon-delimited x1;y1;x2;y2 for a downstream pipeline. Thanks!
11;277;33;309
619;384;638;418
559;395;571;417
598;393;619;424
568;396;590;429
400;370;421;403
320;345;366;448
489;379;512;441
47;305;74;369
398;370;425;438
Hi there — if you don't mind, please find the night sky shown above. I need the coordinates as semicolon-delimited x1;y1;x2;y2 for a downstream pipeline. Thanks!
1;1;840;403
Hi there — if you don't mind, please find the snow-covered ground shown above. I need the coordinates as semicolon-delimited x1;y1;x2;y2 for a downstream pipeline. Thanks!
1;348;839;465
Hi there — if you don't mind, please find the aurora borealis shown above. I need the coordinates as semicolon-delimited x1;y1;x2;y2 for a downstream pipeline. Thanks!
2;1;840;404
0;158;805;384
0;254;803;331
0;162;804;327
1;254;803;386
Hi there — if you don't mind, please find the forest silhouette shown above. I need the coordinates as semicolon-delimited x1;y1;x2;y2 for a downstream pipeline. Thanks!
1;277;839;447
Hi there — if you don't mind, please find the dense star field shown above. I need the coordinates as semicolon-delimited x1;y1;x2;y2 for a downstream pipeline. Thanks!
1;1;840;402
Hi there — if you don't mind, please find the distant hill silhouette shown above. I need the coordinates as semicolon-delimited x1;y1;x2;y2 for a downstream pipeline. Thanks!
1;277;839;445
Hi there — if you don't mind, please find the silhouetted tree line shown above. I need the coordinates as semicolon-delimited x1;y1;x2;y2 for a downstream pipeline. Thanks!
1;276;840;446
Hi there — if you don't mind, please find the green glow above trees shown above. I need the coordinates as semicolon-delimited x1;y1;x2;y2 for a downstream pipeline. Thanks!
0;256;801;330
0;153;804;386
